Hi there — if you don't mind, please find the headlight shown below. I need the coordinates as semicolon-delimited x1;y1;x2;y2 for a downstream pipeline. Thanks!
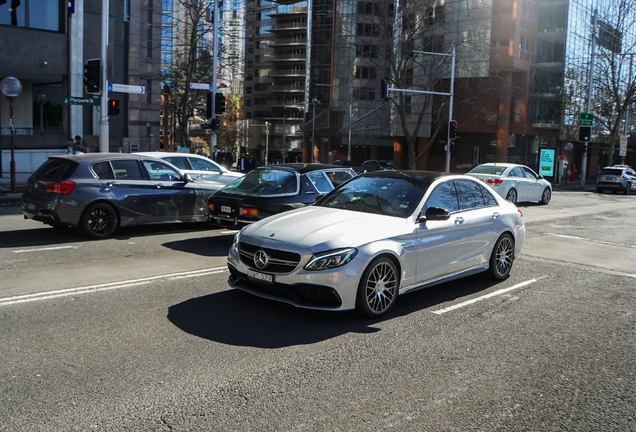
232;231;241;253
304;248;357;271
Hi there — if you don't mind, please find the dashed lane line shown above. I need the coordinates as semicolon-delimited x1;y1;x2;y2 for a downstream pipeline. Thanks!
0;267;228;307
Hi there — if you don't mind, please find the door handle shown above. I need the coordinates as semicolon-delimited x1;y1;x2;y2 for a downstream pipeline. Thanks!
454;217;465;224
105;182;119;187
492;212;501;219
155;184;166;188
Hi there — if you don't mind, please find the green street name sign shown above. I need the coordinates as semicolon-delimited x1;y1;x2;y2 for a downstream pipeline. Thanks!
579;113;594;126
64;97;100;106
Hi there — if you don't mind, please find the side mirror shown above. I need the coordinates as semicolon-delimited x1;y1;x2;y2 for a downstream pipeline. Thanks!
417;207;450;223
182;173;193;183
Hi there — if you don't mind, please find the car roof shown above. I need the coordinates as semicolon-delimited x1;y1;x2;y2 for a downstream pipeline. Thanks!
258;163;354;175
52;153;164;162
474;163;520;168
135;152;203;158
358;169;452;187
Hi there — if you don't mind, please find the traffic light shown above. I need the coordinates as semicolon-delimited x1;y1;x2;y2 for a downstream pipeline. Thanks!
214;92;226;116
448;120;457;140
83;58;102;95
578;126;591;142
206;92;213;119
210;118;220;131
108;99;120;116
380;79;389;100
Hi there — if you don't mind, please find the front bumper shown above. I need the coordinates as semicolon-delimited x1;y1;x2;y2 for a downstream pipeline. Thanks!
226;240;363;311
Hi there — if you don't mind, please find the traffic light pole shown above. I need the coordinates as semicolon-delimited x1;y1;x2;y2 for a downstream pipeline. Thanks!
99;0;109;152
581;9;597;189
209;0;219;154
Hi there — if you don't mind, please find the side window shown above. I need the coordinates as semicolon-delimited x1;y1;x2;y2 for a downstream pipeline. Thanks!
424;181;460;213
326;170;354;187
456;180;485;210
480;184;499;207
92;161;115;180
510;167;525;178
188;157;221;172
522;167;537;179
111;160;145;180
141;160;182;181
306;171;333;194
164;156;190;170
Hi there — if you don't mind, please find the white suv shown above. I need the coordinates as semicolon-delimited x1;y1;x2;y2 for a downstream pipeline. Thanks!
596;166;636;195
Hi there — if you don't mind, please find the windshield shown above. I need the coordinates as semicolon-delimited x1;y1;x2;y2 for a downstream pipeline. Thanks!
469;165;507;175
316;176;426;217
220;168;298;197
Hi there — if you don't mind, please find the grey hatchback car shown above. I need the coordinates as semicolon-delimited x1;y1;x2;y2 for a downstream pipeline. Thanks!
596;166;636;194
21;153;220;238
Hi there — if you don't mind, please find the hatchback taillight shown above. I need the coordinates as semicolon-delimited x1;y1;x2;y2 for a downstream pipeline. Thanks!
46;181;76;195
487;178;504;186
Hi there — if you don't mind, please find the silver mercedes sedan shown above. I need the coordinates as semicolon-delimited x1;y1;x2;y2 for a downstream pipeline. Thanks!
227;170;526;318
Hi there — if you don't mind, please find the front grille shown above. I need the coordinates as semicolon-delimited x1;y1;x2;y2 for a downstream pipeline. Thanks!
238;241;301;273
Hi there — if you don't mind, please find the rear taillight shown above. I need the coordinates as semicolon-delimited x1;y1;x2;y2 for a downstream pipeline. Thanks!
240;207;258;217
487;178;504;186
518;209;523;218
46;181;76;195
207;203;213;211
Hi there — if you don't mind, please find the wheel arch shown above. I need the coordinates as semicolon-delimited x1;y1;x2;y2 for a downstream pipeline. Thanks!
80;199;121;229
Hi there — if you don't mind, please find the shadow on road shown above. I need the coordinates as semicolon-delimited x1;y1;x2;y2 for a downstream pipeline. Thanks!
0;222;216;249
162;233;235;257
167;273;499;348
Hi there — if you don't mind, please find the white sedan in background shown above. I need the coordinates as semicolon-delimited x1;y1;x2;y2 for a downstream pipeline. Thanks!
136;152;244;189
466;163;552;205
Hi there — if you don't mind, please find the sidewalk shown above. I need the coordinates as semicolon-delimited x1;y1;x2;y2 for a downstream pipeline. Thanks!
0;174;28;204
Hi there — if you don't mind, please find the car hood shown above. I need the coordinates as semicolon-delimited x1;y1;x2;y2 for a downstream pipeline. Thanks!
241;206;409;252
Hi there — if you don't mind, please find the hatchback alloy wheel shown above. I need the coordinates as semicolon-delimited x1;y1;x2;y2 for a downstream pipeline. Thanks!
357;257;398;317
81;202;118;239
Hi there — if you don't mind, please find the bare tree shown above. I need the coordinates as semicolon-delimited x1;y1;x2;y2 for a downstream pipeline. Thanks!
337;0;491;169
593;0;636;163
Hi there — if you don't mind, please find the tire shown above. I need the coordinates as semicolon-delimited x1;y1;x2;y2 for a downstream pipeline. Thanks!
488;233;515;280
625;183;632;195
356;256;399;318
539;187;551;205
80;202;118;239
505;189;518;204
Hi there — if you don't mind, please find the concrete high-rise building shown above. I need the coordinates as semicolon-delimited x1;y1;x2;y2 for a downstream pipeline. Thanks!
0;0;161;164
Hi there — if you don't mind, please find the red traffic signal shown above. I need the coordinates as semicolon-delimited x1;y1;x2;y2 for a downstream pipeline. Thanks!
448;120;457;140
108;99;120;116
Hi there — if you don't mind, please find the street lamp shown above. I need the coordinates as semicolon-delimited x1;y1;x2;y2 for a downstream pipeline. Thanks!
1;77;23;192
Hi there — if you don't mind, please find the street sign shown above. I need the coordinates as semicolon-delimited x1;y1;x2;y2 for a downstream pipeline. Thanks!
619;135;628;157
108;83;145;94
579;113;594;126
190;83;213;90
64;97;99;106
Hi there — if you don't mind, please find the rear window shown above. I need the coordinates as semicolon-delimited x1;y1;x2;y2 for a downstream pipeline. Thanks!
33;158;78;181
598;169;622;176
469;165;506;176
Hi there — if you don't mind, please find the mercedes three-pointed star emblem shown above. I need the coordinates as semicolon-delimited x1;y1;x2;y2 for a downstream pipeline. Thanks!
254;249;270;269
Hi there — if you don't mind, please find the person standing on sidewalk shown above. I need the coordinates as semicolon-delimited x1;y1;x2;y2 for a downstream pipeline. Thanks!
569;164;577;186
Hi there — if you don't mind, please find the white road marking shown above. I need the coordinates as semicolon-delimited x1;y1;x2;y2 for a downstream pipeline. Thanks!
547;233;636;249
0;267;228;307
432;279;537;315
13;246;79;253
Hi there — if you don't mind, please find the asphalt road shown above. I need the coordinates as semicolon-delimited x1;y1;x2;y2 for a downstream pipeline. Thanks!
0;190;634;431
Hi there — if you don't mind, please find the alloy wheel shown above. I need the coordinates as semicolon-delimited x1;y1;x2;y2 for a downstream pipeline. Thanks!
494;236;514;278
359;259;398;316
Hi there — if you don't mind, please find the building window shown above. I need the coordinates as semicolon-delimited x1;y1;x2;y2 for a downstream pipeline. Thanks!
354;66;377;80
0;0;62;31
356;44;378;58
356;23;379;37
146;80;152;104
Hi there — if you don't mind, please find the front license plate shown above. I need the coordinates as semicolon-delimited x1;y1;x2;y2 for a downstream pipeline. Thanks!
221;205;232;213
247;268;274;284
